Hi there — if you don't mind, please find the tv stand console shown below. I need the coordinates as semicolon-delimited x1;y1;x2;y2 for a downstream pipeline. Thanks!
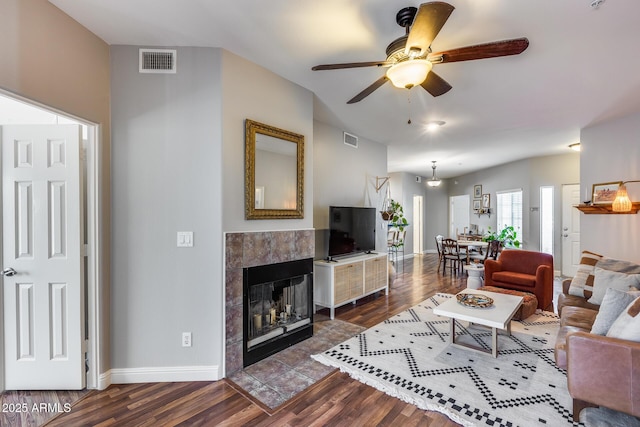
313;252;388;319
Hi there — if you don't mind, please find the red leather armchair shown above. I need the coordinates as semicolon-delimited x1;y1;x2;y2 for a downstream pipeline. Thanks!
484;249;554;310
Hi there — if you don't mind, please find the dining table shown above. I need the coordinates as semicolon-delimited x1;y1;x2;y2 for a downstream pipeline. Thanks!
457;240;489;264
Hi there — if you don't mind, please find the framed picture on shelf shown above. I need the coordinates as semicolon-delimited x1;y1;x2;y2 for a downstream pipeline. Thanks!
592;181;621;204
473;185;482;199
473;199;481;210
482;193;490;208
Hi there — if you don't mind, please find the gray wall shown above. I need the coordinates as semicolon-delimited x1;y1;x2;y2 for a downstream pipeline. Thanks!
221;50;314;232
313;120;388;258
447;153;580;269
110;46;223;369
581;111;640;261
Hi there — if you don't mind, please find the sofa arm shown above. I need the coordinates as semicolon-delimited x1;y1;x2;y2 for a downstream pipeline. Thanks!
562;278;572;294
567;331;640;418
483;259;502;286
535;265;553;309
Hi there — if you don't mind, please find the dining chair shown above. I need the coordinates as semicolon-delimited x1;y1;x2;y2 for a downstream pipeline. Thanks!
486;240;502;261
435;235;445;272
469;239;501;264
441;238;463;275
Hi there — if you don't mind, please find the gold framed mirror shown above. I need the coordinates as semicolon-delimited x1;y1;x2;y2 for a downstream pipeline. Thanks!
245;119;304;219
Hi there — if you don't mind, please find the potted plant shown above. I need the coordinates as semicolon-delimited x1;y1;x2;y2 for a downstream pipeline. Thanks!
387;199;408;232
482;225;521;248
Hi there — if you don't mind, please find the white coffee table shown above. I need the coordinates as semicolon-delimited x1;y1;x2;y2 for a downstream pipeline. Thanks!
433;290;523;357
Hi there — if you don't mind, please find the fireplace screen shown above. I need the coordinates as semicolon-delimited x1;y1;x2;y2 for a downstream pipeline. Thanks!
243;258;313;367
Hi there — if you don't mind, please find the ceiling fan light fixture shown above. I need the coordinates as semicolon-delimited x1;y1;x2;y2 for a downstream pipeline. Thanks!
426;121;446;131
427;160;442;187
386;59;432;89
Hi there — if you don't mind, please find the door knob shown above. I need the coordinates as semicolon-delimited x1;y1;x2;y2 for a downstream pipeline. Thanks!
563;234;569;238
1;267;17;277
563;227;569;231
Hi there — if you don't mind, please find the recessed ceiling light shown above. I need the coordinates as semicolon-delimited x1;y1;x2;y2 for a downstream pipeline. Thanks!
569;143;581;152
426;121;445;131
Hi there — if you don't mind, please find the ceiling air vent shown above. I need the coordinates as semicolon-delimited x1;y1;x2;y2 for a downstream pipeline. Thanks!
139;49;177;74
343;132;358;148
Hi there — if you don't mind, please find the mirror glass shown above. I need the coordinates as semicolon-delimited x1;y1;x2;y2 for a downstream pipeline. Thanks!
245;119;304;219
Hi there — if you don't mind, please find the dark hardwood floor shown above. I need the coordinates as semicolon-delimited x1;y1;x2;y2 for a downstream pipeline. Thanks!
26;254;471;426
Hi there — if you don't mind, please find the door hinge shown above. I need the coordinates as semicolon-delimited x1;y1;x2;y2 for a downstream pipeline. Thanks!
82;244;89;257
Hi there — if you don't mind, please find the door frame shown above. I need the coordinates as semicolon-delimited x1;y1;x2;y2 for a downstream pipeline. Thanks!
561;183;581;277
0;89;103;391
412;195;423;254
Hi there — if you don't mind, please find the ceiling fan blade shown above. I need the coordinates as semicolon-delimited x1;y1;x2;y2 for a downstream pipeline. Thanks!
405;2;455;57
312;61;392;71
420;71;452;97
429;38;529;63
347;75;389;104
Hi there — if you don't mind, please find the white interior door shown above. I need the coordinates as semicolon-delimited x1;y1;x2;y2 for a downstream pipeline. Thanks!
2;124;84;390
562;184;581;277
449;195;470;238
412;195;423;254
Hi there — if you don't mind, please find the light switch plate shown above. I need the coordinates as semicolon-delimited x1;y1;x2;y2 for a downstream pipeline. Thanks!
177;231;194;247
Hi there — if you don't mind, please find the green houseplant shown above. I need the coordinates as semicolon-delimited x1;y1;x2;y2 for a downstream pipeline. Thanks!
381;199;408;231
483;225;521;248
389;199;408;231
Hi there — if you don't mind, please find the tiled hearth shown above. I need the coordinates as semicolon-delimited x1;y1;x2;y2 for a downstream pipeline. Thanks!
225;229;315;375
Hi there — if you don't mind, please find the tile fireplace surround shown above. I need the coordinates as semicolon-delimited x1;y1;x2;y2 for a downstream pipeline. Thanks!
225;229;315;375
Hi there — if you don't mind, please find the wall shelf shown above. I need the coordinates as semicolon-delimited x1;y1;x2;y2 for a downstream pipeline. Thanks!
473;209;491;218
575;203;640;214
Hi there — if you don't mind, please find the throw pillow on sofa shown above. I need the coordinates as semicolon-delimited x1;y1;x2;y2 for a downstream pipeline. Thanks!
587;267;640;305
568;250;603;299
606;297;640;342
591;288;640;335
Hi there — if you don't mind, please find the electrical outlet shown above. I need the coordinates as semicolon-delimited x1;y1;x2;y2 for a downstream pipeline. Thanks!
182;332;192;347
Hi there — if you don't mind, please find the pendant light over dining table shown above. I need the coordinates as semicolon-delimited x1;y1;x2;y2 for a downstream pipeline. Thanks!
427;161;441;187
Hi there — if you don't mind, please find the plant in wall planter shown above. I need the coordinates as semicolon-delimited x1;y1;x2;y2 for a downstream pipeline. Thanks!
482;225;521;248
386;199;408;232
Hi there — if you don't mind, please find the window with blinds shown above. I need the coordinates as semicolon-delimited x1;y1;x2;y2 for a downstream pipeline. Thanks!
496;189;523;237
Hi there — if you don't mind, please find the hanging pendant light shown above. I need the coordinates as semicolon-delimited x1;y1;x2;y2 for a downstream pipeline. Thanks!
427;161;442;187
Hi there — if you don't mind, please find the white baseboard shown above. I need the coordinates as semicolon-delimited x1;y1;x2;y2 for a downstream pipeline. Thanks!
108;365;220;385
424;249;437;254
98;370;112;390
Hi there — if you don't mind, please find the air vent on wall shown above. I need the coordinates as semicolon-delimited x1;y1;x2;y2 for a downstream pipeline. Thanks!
139;49;177;74
343;132;358;148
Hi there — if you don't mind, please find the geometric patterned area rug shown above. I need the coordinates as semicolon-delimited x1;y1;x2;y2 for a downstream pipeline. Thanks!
312;293;583;427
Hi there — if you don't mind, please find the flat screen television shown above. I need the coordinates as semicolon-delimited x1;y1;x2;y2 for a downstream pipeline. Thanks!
328;206;376;258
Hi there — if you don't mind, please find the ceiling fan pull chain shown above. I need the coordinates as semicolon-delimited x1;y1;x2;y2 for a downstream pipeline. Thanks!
407;91;412;124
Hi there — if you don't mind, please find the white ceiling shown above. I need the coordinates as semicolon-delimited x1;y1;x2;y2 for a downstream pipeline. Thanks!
50;0;640;178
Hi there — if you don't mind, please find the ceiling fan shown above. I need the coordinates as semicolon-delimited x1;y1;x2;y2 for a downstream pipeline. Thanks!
311;1;529;104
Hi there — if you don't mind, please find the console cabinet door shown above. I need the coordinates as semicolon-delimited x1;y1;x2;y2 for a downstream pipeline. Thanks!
334;262;363;304
365;257;387;293
348;262;364;299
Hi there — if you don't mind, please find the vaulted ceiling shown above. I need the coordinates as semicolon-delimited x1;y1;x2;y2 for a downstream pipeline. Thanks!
50;0;640;178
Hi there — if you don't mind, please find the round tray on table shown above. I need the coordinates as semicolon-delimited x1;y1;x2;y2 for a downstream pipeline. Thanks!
456;293;494;308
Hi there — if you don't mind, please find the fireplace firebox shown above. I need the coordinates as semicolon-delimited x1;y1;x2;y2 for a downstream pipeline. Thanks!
243;258;313;367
